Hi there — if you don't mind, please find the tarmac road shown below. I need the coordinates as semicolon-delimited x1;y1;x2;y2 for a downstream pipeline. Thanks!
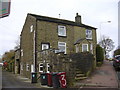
2;71;37;88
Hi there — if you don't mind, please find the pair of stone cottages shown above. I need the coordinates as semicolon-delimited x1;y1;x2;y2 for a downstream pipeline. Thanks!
15;13;97;79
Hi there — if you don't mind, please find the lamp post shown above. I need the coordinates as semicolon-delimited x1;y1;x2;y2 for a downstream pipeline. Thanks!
99;21;111;59
99;21;111;39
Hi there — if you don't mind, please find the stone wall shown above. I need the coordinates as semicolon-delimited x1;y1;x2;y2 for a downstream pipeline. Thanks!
38;49;95;87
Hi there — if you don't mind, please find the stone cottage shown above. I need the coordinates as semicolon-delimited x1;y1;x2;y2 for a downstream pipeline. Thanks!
20;13;97;79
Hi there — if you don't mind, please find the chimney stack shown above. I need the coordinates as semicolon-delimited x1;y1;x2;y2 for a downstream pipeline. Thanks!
75;13;82;24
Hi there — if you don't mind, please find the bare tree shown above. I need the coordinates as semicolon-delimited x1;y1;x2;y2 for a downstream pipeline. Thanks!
99;35;115;59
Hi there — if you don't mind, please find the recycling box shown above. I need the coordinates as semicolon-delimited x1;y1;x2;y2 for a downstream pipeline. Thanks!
58;72;67;88
31;72;37;83
40;73;48;85
52;73;60;88
46;73;52;87
52;72;67;88
40;72;67;88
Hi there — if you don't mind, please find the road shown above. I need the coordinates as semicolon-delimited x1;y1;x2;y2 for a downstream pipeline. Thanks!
2;71;39;88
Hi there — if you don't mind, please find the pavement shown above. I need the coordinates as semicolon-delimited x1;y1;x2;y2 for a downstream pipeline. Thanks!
75;60;119;88
14;73;50;88
2;70;51;88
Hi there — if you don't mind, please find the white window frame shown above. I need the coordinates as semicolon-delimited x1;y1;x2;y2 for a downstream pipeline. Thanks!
39;63;43;72
86;29;92;39
26;64;29;71
46;63;50;73
58;25;66;36
31;64;34;73
58;42;66;54
30;25;34;32
75;45;79;53
21;49;23;56
82;44;88;52
90;44;93;54
41;43;49;50
21;64;23;70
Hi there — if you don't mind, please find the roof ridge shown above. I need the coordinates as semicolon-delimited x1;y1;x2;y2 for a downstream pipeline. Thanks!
28;13;97;29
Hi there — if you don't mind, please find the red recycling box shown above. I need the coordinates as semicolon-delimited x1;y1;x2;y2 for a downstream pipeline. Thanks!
58;72;67;88
46;73;52;87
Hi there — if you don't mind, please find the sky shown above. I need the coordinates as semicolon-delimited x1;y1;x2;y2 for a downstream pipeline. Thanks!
0;0;119;57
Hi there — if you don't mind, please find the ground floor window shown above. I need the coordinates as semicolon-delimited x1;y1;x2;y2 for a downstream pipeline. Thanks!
46;63;50;73
39;63;43;72
21;64;23;70
75;45;79;53
82;44;88;52
90;44;93;54
26;64;29;71
31;64;34;73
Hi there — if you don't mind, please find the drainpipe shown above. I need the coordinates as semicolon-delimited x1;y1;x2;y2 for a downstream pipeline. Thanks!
33;30;36;72
31;20;37;83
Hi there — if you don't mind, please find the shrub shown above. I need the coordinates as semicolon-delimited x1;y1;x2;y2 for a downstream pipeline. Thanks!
96;44;104;64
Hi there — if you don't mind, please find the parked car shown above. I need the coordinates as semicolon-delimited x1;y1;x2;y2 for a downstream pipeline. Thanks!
113;55;120;71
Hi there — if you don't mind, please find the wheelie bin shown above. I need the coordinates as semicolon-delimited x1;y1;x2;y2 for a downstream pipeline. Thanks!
31;72;37;83
40;73;48;85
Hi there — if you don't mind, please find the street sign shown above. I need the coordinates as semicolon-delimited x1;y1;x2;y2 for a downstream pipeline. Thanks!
0;0;11;18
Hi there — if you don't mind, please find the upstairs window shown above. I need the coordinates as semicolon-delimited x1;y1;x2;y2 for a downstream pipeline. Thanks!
21;49;23;56
82;44;88;52
30;25;34;32
86;29;92;39
41;43;50;50
58;25;66;36
58;42;66;54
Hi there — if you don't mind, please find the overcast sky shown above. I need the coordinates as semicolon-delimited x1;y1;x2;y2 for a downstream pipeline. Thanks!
0;0;119;57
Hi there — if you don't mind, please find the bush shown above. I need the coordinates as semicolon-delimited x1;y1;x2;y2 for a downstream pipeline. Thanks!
96;44;104;64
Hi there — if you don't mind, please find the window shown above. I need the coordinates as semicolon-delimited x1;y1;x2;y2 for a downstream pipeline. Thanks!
42;43;50;50
21;49;23;56
21;64;23;70
26;64;29;71
31;64;34;73
90;44;93;54
58;42;66;54
58;25;66;36
30;25;33;32
46;63;50;73
75;45;79;53
39;63;43;72
86;29;92;39
82;44;88;52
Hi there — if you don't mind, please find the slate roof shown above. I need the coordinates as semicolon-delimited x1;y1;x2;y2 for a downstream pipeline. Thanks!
28;13;97;29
